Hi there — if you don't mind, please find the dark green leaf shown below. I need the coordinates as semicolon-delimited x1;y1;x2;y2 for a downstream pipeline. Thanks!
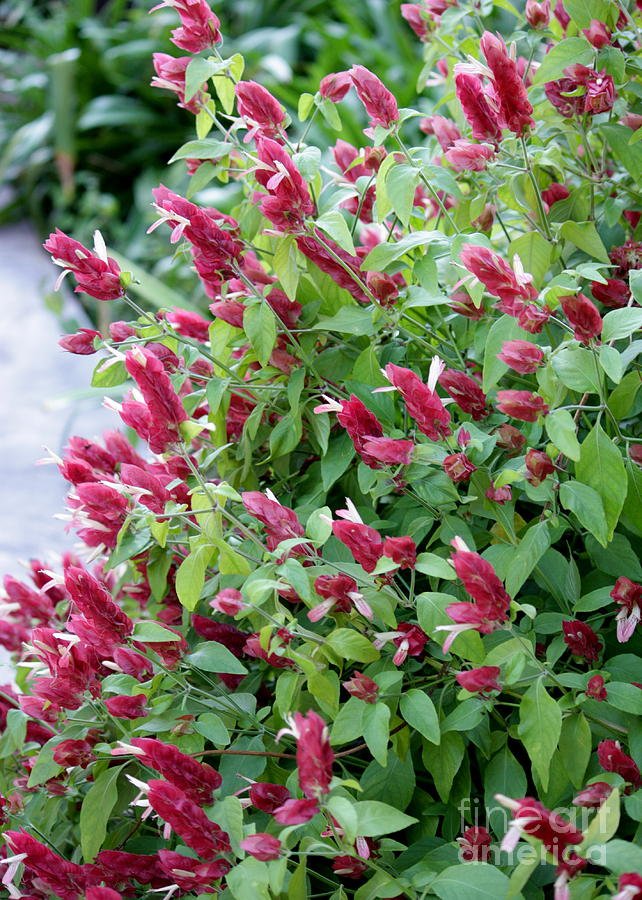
576;423;627;542
187;641;249;675
80;765;122;861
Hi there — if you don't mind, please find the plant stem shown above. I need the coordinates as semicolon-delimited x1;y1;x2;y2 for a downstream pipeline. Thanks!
519;135;553;241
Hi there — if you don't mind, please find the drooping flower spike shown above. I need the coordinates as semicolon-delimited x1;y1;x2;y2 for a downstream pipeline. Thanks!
43;229;125;301
379;357;451;441
435;537;511;651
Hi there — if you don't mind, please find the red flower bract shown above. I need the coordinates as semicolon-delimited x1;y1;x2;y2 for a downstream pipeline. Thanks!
562;620;601;661
597;740;641;788
280;710;334;799
496;390;548;422
319;71;352;102
349;65;399;128
130;738;221;805
236;81;286;138
343;671;379;702
154;0;222;52
439;368;488;420
560;293;603;343
443;452;476;483
480;31;534;135
147;780;231;858
437;538;511;650
455;666;501;694
457;825;492;861
454;73;502;144
240;833;282;861
255;137;315;233
5;830;87;900
105;694;148;719
384;362;451;440
124;347;188;453
44;229;124;301
498;340;544;374
498;797;583;860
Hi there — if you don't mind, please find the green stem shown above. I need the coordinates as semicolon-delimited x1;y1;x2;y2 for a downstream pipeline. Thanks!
519;135;553;241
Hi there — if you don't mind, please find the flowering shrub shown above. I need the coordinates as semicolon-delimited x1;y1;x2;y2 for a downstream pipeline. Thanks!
2;0;642;897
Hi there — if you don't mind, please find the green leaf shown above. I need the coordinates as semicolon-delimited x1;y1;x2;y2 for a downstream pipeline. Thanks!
273;235;300;301
586;532;642;579
484;746;527;835
545;409;581;461
244;303;277;367
317;96;342;131
508;232;551;287
560;221;610;263
386;164;419;227
414;552;456;580
631;268;642;303
482;315;526;393
505;522;551;597
187;641;249;675
399;689;440;744
559;480;609;547
532;37;595;84
422;731;464;802
312;307;375;336
363;702;390;766
579;789;620;853
576;422;627;542
552;346;602;393
321;429;355;490
316;210;356;256
602;124;642;186
326;629;380;663
518;680;562;791
431;864;510;899
306;506;333;544
91;359;127;388
606;682;642;715
184;57;220;103
227;857;271;900
175;544;211;611
353;801;417;836
0;709;27;758
563;0;613;27
574;585;613;611
270;412;302;458
558;713;592;788
194;713;230;745
600;839;642;875
80;765;122;861
360;230;443;271
599;344;623;384
602;308;642;342
288;860;308;900
622;464;642;537
131;621;182;642
326;797;358;845
441;698;484;733
169;139;230;162
298;92;315;121
331;697;365;745
608;370;642;418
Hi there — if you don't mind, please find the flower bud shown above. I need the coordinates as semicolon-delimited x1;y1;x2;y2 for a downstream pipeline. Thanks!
343;671;379;702
498;340;544;374
525;0;550;27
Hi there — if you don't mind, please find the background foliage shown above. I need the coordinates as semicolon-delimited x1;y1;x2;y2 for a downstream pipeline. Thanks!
1;0;642;898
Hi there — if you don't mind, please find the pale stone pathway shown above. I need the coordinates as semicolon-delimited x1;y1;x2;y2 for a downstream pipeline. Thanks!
0;222;110;581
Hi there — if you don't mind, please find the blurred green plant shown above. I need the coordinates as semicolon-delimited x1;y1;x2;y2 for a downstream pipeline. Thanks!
0;0;422;256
